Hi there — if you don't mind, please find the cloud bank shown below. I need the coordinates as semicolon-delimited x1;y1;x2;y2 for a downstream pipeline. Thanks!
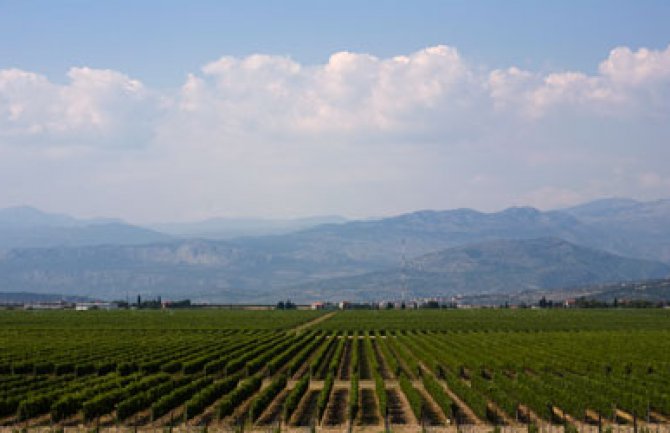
1;45;669;221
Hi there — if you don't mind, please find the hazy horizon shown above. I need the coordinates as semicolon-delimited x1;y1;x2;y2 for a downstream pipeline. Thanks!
2;195;668;227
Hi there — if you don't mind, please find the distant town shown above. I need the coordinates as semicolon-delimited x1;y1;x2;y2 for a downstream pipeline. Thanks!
2;293;668;311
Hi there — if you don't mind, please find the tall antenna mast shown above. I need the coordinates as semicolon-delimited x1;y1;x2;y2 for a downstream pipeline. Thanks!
401;238;407;302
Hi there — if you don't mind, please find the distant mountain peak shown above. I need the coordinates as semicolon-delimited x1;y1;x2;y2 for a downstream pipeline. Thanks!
0;206;171;249
562;197;641;216
500;206;542;218
0;206;78;228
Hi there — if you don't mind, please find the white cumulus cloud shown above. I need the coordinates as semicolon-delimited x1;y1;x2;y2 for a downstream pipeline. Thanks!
0;44;669;221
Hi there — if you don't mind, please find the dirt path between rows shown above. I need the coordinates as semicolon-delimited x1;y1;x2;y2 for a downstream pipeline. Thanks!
292;312;337;332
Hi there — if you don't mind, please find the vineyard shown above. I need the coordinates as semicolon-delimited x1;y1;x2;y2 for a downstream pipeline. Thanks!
1;309;670;433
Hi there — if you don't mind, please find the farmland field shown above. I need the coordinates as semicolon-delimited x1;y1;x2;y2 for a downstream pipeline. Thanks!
1;308;670;432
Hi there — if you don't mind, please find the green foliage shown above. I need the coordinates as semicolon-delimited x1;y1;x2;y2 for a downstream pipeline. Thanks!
161;361;182;374
376;337;401;377
328;338;346;375
250;334;311;376
51;393;84;421
3;309;670;428
349;372;359;421
34;362;54;375
283;375;309;421
422;373;452;420
82;388;126;421
17;394;52;421
96;362;115;375
248;374;287;421
183;356;210;375
217;374;262;419
0;397;21;418
314;309;670;332
398;373;422;420
184;374;241;420
55;363;74;375
75;363;96;377
309;337;335;377
116;362;138;376
151;377;213;421
374;369;387;417
12;362;34;375
117;392;148;421
317;372;335;421
284;335;323;377
350;335;360;377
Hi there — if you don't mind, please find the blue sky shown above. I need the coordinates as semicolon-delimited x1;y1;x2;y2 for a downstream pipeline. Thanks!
0;1;669;222
3;1;669;86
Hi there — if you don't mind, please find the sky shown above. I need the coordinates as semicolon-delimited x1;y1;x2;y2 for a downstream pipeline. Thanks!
0;1;669;223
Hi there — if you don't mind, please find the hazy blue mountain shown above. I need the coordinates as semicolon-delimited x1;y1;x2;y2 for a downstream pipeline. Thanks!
563;198;670;262
0;206;82;227
0;206;172;249
151;215;347;239
581;278;670;303
436;278;670;306
0;199;668;303
231;206;616;267
562;198;643;217
0;291;92;303
289;238;670;301
0;239;364;302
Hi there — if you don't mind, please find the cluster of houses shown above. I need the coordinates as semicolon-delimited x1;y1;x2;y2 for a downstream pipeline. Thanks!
6;295;661;311
13;300;192;311
0;294;195;311
307;297;595;310
310;298;459;310
16;301;120;311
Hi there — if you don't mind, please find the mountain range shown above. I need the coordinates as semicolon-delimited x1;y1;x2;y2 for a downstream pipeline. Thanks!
150;215;347;239
288;237;670;301
0;206;171;249
0;198;668;303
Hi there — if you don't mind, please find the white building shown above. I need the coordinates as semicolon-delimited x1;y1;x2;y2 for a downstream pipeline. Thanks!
75;302;118;311
23;302;68;310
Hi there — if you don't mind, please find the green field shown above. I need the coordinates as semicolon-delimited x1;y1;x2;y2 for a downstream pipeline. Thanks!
1;309;669;430
0;309;324;330
314;308;670;331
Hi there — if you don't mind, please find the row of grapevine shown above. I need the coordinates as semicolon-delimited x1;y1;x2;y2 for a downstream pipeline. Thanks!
263;334;315;375
350;335;359;377
18;372;138;421
422;372;452;420
285;336;324;377
309;337;336;378
328;339;345;376
349;372;359;421
217;374;262;419
374;370;387;417
184;373;241;419
151;377;213;420
283;375;309;421
53;373;139;421
224;334;289;376
375;335;400;378
248;374;287;421
398;374;421;420
317;372;334;421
